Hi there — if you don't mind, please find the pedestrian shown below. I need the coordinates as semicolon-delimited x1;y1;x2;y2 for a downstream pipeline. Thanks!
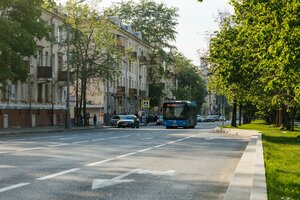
93;114;97;127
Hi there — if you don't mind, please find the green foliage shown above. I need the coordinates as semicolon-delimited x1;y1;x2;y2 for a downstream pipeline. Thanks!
0;0;49;83
149;83;164;107
209;0;300;130
105;0;178;50
172;51;206;107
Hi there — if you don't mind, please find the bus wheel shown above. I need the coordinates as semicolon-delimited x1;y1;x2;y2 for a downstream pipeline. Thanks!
166;126;171;129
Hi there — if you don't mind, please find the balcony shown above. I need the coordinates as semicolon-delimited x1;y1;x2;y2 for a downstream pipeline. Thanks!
139;56;147;64
131;51;137;59
57;70;68;82
116;86;125;96
37;66;52;79
129;88;137;98
139;90;146;98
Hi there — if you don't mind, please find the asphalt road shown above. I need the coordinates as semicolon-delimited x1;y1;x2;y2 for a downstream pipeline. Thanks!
0;122;249;200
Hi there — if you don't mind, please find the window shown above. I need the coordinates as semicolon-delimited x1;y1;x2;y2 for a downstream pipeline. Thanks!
38;50;43;66
21;83;27;100
58;53;63;70
45;52;49;66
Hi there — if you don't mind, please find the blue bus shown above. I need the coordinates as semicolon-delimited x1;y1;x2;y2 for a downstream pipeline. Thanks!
162;100;197;129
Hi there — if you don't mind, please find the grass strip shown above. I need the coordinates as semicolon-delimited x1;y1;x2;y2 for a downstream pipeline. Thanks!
226;120;300;200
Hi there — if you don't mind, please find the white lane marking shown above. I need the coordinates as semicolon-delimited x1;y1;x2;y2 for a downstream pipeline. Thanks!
116;152;138;158
72;140;89;144
0;183;30;193
59;137;76;140
144;137;153;140
92;169;175;190
154;144;166;148
49;135;63;138
120;135;130;138
109;137;119;139
137;148;153;153
16;147;47;152
49;143;69;147
0;151;9;154
86;158;115;167
92;138;105;142
167;141;176;145
36;168;81;180
10;139;27;141
176;138;185;142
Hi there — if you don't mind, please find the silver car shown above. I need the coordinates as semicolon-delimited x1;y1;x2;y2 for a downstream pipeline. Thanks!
110;115;124;126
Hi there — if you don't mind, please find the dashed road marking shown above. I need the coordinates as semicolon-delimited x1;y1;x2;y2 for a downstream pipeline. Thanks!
0;183;30;193
36;168;81;180
86;158;116;167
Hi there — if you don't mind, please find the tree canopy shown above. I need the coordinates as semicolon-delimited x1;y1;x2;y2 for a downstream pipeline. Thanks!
0;0;49;83
208;0;300;130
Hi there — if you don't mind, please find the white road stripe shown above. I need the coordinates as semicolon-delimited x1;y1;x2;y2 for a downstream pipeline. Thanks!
144;137;153;140
0;183;30;193
137;148;153;152
72;140;89;144
49;143;69;147
36;168;80;180
0;151;9;154
16;147;47;152
86;158;115;167
59;137;75;140
116;152;138;158
167;141;176;144
154;144;166;148
92;138;105;142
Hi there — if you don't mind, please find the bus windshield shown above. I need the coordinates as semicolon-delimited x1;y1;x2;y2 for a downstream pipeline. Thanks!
163;103;189;119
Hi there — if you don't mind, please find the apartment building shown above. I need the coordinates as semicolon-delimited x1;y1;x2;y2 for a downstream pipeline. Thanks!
0;9;67;128
111;25;150;115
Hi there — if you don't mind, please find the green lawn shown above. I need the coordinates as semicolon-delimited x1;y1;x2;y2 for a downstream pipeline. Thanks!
227;120;300;200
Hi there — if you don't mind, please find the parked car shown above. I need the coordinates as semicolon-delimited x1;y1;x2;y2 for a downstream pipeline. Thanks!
156;116;164;125
117;115;140;128
197;115;205;122
110;115;123;126
219;115;226;121
204;115;215;122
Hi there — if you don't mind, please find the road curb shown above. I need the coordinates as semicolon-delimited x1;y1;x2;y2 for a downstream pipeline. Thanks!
214;128;267;200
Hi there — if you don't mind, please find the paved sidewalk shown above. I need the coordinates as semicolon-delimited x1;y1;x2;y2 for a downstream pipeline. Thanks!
214;127;267;200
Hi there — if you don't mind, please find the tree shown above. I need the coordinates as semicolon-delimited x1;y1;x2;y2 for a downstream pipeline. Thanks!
0;0;49;83
105;0;179;107
231;0;300;130
208;0;300;131
64;0;122;126
172;51;206;110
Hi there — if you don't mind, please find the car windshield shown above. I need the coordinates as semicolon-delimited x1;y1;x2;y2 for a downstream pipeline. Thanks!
121;115;135;120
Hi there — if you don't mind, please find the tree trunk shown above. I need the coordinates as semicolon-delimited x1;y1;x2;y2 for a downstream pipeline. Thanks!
231;98;237;127
238;104;242;126
82;74;87;126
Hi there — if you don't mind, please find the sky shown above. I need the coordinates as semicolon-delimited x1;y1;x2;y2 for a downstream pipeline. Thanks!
57;0;234;65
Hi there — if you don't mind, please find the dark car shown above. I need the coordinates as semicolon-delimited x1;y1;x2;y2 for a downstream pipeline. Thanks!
110;115;124;126
117;115;140;128
156;116;163;125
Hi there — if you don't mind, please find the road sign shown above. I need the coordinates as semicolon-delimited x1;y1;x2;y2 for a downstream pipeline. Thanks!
142;100;150;108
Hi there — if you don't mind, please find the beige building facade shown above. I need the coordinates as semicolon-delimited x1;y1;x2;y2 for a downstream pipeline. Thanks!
0;9;68;128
